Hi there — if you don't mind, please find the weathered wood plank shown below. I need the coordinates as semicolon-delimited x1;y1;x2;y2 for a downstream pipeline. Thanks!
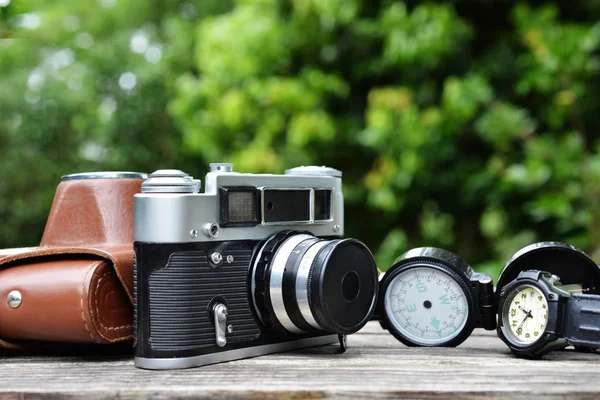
1;322;599;399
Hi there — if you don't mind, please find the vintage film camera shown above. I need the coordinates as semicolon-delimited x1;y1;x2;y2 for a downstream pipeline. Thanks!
133;164;378;369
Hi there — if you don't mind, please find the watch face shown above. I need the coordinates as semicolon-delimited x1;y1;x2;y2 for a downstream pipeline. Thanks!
384;266;470;346
502;284;549;345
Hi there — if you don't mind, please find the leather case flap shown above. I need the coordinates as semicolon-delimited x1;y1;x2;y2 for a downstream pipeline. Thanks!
0;247;134;346
0;246;134;301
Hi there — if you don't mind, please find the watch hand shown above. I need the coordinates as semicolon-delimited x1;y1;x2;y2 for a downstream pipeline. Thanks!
518;305;534;319
517;305;532;315
516;312;531;331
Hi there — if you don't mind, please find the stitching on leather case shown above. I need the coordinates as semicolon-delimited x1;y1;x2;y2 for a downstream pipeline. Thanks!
99;291;131;331
81;261;103;342
94;271;132;333
107;249;134;301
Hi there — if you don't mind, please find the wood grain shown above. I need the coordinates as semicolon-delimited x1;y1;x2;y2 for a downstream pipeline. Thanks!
1;322;599;399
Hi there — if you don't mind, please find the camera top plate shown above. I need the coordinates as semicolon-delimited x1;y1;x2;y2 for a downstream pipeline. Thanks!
134;164;344;243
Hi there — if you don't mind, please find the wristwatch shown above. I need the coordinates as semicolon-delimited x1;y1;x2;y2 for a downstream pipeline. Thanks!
497;269;600;358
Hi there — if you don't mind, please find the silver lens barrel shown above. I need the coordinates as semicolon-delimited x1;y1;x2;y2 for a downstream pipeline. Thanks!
266;233;314;333
251;231;378;336
294;240;329;330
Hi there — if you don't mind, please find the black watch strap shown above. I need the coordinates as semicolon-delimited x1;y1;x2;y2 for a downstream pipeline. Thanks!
563;294;600;348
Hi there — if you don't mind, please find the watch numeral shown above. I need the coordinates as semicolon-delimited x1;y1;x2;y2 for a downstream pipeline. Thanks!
525;333;531;338
521;294;527;299
511;309;516;317
534;332;539;336
517;328;523;335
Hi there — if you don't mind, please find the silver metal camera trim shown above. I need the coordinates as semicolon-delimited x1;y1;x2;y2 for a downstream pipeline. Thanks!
134;169;344;243
134;334;338;370
259;187;335;226
295;240;330;330
250;234;332;333
268;234;315;333
62;172;147;181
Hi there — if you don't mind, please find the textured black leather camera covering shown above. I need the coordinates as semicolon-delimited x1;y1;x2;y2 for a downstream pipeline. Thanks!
563;293;600;349
148;248;260;351
134;238;335;361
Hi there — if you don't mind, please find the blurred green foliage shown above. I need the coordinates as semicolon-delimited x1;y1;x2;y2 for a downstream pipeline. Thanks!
2;0;600;279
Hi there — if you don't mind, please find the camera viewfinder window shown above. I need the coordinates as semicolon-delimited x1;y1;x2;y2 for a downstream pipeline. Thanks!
228;191;258;223
263;189;310;223
314;190;332;221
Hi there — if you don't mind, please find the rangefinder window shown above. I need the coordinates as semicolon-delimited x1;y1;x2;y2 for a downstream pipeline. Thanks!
219;187;260;227
314;190;333;221
262;189;310;224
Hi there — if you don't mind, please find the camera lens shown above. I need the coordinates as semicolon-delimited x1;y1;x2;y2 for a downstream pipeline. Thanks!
252;231;378;335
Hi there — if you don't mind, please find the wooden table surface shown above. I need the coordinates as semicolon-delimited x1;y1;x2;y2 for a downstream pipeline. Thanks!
1;322;599;399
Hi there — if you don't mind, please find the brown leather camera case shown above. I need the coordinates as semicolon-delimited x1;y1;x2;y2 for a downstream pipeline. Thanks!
0;173;145;348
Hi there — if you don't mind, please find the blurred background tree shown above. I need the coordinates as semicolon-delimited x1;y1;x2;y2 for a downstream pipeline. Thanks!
2;0;600;279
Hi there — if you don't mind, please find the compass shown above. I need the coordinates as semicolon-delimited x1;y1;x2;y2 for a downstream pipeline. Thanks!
377;247;496;347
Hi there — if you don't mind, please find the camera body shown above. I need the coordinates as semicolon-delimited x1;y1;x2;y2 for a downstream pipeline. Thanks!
134;164;378;369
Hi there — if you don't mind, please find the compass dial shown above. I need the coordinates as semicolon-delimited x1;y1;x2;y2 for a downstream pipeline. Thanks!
502;284;548;345
384;266;470;346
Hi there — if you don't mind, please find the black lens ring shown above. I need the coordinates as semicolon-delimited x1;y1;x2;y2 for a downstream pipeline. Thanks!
308;239;379;335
